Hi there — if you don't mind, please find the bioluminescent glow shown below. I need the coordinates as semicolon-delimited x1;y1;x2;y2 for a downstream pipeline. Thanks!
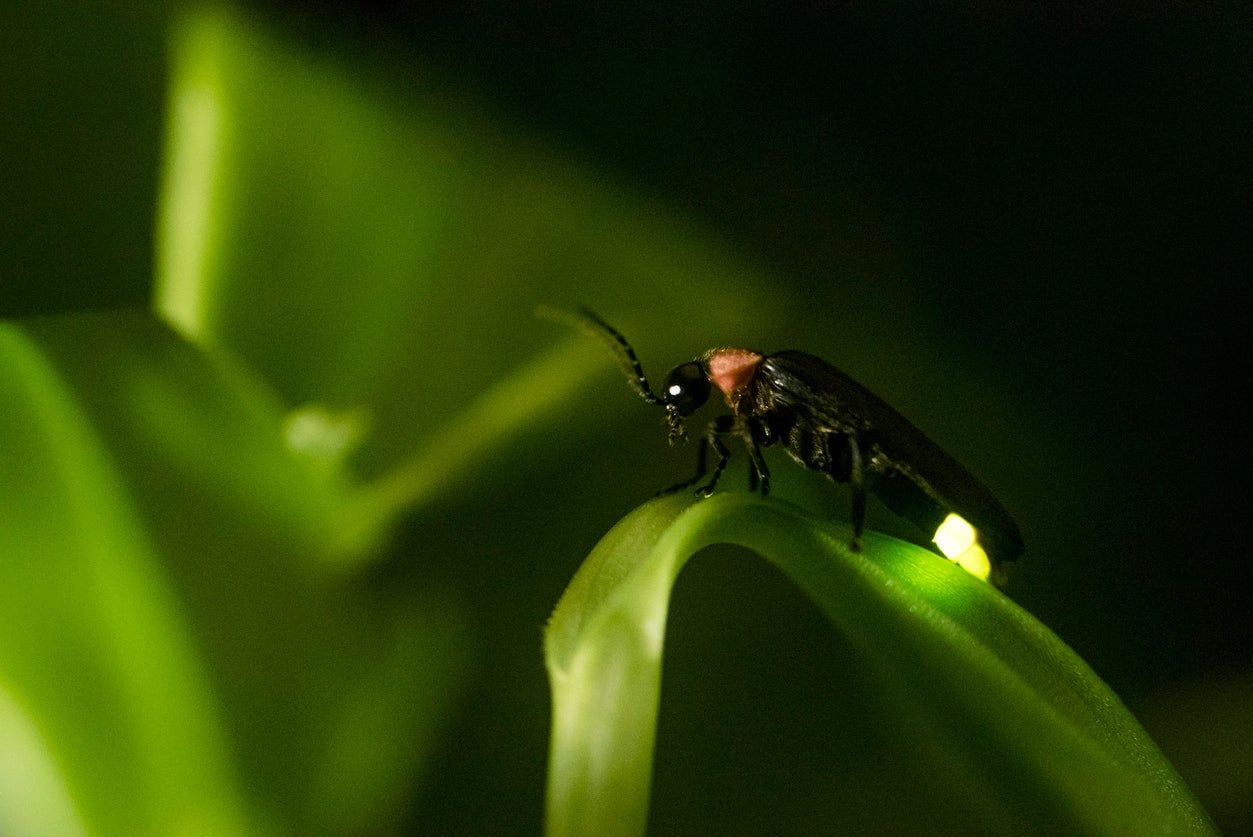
933;513;976;559
953;543;992;580
933;513;992;581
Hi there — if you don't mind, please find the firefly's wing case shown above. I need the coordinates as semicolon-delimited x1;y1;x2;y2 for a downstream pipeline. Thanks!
758;351;1024;563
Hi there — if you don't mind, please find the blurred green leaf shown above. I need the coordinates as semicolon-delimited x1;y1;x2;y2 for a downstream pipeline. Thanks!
0;321;249;836
545;494;1214;836
154;7;775;503
0;683;89;837
1;311;467;834
3;8;789;832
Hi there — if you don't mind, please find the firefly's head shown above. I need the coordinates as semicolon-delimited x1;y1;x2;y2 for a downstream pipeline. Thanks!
536;306;757;446
660;361;710;443
658;347;766;443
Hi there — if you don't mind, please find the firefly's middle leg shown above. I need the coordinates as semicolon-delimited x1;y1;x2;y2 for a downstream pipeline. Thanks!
744;419;770;496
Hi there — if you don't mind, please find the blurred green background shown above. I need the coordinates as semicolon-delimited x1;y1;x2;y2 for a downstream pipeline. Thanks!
1;2;1249;834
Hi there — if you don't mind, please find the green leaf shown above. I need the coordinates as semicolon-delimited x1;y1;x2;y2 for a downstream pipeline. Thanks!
154;7;776;512
545;493;1214;836
1;311;467;834
0;320;250;836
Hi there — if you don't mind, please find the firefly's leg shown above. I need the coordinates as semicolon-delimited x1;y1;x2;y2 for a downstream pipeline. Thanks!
744;420;770;496
848;435;865;551
696;433;732;498
657;436;707;496
695;415;737;497
661;414;735;497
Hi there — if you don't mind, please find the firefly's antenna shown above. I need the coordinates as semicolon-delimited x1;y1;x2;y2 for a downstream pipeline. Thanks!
537;305;664;405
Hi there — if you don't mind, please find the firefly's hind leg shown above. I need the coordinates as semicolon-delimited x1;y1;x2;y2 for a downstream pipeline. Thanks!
848;435;866;551
826;432;866;551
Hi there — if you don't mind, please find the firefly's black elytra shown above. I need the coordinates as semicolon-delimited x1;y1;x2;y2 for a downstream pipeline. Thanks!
549;307;1024;584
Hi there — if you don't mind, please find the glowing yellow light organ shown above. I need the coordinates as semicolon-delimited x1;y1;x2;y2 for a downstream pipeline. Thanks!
933;513;992;581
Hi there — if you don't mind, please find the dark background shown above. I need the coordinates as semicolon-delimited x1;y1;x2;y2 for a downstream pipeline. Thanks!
3;2;1249;833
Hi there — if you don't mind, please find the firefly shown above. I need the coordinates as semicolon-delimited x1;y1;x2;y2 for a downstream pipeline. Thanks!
549;307;1024;584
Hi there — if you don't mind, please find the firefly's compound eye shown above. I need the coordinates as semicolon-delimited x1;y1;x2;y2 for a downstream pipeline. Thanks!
663;362;711;415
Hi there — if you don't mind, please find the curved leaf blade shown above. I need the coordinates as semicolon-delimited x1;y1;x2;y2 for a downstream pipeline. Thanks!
545;494;1213;836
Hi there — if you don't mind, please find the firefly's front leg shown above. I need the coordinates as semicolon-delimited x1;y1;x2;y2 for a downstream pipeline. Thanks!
659;414;736;497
